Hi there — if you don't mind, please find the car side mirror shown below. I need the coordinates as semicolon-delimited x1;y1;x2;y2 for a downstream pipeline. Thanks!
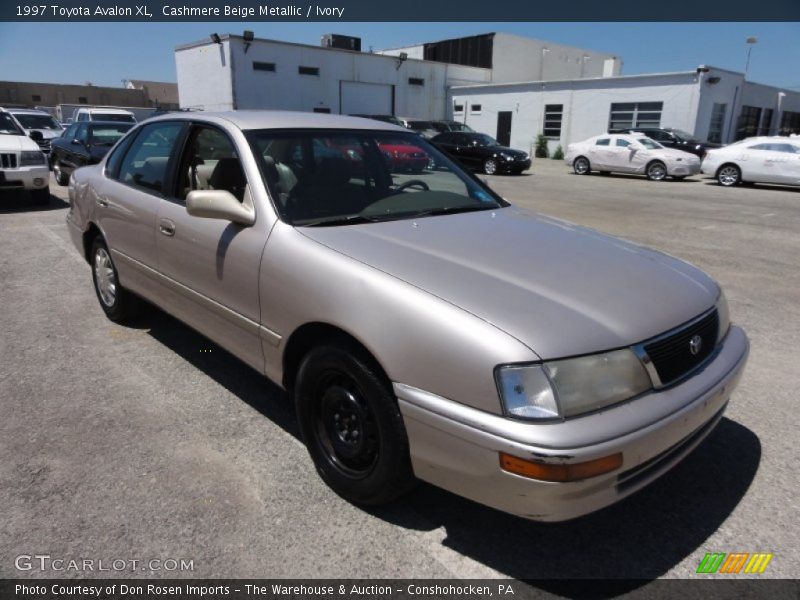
29;131;44;142
186;189;255;226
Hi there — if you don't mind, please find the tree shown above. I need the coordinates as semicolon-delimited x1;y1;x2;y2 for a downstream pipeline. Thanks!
534;134;549;158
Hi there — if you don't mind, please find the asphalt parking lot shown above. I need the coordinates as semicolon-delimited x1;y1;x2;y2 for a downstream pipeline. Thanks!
1;161;798;587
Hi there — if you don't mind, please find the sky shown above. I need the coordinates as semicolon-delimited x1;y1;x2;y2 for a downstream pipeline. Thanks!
1;22;799;89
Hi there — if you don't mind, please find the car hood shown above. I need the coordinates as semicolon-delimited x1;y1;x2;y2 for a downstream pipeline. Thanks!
0;134;42;152
300;207;718;359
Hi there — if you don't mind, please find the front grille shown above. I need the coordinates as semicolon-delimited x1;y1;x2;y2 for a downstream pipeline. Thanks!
1;153;18;169
644;310;719;386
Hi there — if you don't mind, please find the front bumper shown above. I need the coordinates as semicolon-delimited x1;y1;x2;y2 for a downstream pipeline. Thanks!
499;158;531;172
396;325;748;521
0;165;50;191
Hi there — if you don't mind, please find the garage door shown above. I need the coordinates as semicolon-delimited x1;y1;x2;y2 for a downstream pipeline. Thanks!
340;81;393;115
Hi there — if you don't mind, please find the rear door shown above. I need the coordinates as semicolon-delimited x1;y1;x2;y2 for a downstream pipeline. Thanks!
769;143;800;185
97;120;187;287
155;122;269;372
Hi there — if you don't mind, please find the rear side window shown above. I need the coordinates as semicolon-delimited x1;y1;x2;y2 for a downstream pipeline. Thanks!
595;138;610;146
105;129;137;178
116;122;184;194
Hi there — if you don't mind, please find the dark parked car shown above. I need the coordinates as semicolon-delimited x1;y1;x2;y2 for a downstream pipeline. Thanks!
431;131;530;175
350;114;404;127
610;127;720;158
431;120;474;133
50;121;134;185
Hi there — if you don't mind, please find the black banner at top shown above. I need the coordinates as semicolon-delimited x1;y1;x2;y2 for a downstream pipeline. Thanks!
2;0;800;21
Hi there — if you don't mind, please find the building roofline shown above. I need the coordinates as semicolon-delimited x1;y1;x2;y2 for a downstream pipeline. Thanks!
174;33;491;72
448;70;700;91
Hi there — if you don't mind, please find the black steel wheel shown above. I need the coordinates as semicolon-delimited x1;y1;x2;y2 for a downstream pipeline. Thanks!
295;344;415;505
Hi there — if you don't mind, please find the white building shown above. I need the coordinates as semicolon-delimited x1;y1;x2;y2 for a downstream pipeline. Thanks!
448;66;800;152
175;33;491;118
175;32;800;153
377;32;622;83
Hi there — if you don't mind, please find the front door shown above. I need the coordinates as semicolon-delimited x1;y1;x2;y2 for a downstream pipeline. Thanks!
155;123;269;372
496;111;512;147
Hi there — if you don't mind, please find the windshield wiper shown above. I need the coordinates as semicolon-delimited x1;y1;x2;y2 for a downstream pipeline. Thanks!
302;214;384;227
411;205;498;218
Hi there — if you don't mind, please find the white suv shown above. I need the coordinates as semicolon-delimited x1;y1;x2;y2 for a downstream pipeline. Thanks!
0;108;50;204
74;107;137;124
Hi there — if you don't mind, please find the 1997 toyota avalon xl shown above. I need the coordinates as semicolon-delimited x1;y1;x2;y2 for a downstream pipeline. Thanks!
66;111;749;521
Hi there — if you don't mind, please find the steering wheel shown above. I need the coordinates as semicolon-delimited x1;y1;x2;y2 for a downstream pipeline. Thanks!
394;179;429;193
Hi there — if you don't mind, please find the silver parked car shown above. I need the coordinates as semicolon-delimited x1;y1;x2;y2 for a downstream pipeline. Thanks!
67;111;749;521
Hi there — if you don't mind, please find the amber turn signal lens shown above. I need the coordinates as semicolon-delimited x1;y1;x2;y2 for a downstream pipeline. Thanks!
499;451;623;482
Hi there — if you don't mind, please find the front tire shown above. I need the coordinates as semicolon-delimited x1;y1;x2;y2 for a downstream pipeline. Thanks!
295;344;415;506
717;164;741;187
53;161;69;186
646;161;667;181
90;236;142;322
483;158;498;175
573;156;590;175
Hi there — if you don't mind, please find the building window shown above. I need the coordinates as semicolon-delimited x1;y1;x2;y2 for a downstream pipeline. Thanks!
454;103;464;114
759;108;774;136
298;66;319;76
779;111;800;136
470;104;482;114
313;107;331;114
608;101;663;131
253;61;275;72
408;77;424;86
31;94;41;102
735;105;762;141
707;103;727;144
78;97;88;104
543;104;563;138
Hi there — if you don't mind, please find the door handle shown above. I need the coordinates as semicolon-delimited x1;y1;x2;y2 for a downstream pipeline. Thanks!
159;219;176;237
97;197;109;208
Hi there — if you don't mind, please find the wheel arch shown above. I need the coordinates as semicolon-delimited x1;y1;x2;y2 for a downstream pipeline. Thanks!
82;222;103;264
715;162;741;178
282;322;391;394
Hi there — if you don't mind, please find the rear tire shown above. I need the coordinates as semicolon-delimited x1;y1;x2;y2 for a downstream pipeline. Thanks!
717;164;741;187
295;344;416;506
573;156;590;175
90;236;143;323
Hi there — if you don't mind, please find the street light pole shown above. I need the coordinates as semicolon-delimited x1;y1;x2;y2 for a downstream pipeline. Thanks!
744;36;758;80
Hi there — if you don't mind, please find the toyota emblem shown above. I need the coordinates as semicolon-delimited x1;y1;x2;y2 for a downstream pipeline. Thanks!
689;335;703;356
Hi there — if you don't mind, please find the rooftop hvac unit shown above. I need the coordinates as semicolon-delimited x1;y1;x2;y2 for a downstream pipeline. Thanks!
321;34;361;52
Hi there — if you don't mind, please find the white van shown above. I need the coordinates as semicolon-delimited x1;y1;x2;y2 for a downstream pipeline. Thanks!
74;107;137;124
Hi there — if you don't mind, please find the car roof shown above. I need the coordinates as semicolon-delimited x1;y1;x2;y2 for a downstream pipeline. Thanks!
7;108;53;115
80;107;135;114
145;110;409;132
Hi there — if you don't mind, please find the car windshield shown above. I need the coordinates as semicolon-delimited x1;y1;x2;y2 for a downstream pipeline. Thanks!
247;130;506;227
637;137;663;150
95;113;136;123
0;112;24;135
13;113;62;130
472;134;499;146
89;124;133;145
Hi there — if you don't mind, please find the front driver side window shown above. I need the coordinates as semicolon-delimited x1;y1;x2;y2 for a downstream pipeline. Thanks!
117;121;184;194
179;126;247;202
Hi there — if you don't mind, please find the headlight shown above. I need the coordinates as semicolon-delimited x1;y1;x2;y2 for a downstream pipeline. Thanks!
716;288;730;343
20;151;46;166
496;349;652;420
500;153;514;161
